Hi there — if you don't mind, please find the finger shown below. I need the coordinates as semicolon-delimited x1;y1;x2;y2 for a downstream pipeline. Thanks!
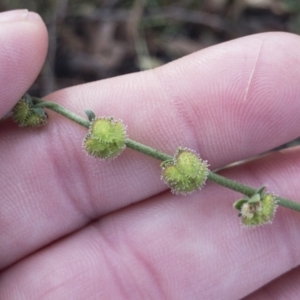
1;147;300;299
2;32;300;269
0;10;48;118
243;266;300;300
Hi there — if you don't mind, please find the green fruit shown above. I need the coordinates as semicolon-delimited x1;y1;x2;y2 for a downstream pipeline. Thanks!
83;117;127;160
161;148;209;195
24;108;48;127
13;96;48;127
239;193;277;227
13;98;30;125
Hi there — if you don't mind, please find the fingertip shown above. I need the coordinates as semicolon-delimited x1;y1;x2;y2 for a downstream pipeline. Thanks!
26;11;44;22
0;11;48;118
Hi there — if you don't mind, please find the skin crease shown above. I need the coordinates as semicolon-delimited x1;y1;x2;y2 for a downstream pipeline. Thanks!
1;11;300;300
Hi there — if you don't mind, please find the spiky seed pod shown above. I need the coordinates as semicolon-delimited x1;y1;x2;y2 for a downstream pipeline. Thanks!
161;148;209;195
12;96;48;128
162;162;192;194
83;117;127;160
241;194;277;227
23;108;48;127
12;97;30;125
234;190;278;227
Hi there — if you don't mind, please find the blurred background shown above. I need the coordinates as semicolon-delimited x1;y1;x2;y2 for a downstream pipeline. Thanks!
1;0;299;95
1;0;299;148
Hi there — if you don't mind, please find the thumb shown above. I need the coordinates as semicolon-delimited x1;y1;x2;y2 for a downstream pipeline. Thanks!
0;10;48;118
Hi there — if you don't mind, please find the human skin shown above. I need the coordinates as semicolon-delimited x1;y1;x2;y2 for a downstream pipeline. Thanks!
1;10;300;300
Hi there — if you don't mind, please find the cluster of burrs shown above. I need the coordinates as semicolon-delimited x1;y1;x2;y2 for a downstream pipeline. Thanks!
12;94;48;127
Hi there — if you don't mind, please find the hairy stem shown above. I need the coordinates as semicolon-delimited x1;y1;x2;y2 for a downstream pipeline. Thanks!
34;97;300;212
33;98;90;128
207;173;300;211
34;98;173;161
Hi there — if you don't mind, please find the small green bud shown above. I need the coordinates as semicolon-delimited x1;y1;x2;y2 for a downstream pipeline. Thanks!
161;148;209;195
84;110;96;122
234;191;278;227
83;117;127;160
12;96;48;128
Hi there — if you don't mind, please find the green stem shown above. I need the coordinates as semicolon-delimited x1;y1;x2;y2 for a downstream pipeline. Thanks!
274;196;300;211
33;98;90;128
207;172;257;196
207;172;300;211
126;139;173;161
34;98;173;161
33;97;300;213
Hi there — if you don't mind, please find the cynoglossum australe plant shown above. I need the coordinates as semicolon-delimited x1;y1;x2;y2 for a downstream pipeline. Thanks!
6;93;300;228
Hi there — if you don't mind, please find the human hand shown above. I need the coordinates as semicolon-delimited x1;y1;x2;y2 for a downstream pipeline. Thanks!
1;11;300;299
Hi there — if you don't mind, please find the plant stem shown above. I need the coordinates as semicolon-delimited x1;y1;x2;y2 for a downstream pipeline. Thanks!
33;98;90;128
126;139;173;161
34;98;173;161
33;97;300;212
207;172;300;211
207;172;257;196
